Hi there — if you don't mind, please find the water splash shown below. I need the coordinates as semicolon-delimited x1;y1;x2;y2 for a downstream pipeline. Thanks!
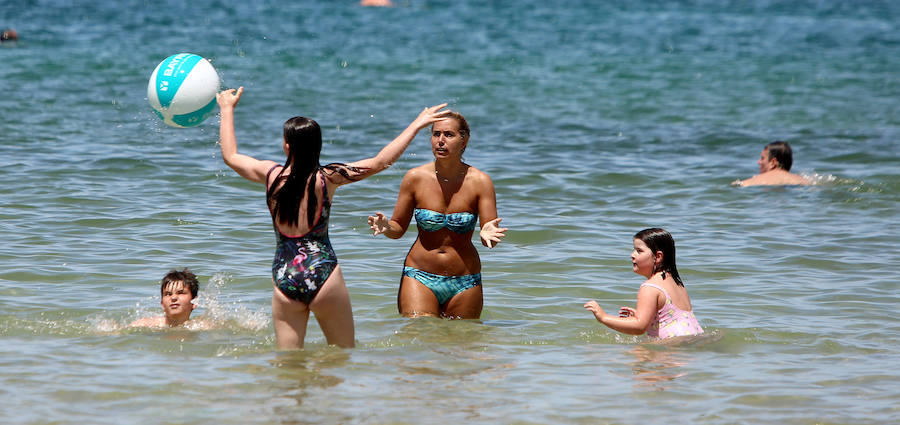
193;272;269;331
82;272;269;333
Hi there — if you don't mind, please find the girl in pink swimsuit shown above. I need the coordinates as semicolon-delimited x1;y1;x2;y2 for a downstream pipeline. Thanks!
584;228;703;339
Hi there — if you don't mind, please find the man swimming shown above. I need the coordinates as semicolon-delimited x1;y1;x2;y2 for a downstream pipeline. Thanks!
736;140;810;187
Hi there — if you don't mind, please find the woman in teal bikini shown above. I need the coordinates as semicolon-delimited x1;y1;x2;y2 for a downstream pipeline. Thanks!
368;111;507;319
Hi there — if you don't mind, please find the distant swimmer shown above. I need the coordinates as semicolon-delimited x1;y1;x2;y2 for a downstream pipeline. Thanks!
1;28;19;43
360;0;393;6
130;268;211;329
735;140;810;187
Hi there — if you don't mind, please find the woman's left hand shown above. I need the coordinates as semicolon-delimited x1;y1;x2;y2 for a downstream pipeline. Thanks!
479;217;507;248
367;212;390;236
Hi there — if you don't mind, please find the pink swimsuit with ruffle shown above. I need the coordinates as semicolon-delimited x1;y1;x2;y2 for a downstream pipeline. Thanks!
641;283;704;339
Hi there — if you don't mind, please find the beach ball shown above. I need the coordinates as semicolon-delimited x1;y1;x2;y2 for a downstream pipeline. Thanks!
147;53;220;128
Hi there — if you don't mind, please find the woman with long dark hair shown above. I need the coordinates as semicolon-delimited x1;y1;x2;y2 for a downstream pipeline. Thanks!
217;87;449;349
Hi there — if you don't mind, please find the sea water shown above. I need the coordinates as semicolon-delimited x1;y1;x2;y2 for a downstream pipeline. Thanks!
1;1;898;424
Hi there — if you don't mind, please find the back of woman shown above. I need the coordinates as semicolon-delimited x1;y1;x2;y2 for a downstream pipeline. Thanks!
267;167;326;237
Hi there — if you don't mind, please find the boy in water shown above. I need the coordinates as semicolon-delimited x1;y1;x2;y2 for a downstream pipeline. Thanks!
736;140;810;187
130;268;203;328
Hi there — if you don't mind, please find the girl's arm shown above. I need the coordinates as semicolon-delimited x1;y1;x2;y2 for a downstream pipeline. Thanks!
368;168;418;239
216;87;278;184
331;104;450;186
584;286;661;335
475;172;506;248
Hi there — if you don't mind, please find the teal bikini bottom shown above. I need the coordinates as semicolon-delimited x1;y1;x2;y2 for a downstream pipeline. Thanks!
402;266;482;305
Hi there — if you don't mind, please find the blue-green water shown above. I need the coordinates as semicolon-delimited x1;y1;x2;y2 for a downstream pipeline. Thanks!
2;1;899;423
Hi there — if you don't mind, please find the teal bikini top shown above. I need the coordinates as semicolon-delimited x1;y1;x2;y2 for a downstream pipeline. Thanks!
414;208;477;234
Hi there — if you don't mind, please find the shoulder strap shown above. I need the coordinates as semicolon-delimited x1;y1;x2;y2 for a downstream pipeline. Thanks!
319;169;328;196
311;169;327;227
640;283;670;300
265;164;283;191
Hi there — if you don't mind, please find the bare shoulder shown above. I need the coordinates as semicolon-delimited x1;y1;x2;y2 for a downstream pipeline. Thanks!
739;171;809;187
737;175;763;187
465;165;494;185
785;172;811;185
404;163;435;181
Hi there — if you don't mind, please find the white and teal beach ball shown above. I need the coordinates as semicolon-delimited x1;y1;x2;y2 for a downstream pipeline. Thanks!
147;53;220;128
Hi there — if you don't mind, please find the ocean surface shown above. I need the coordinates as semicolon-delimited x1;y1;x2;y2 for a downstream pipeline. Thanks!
2;1;899;424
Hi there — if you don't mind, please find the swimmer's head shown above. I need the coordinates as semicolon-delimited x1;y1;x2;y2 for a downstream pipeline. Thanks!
360;0;393;6
765;140;793;171
634;228;683;286
160;268;199;299
1;29;18;42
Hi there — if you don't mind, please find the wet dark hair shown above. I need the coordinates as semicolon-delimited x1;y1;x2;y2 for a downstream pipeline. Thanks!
160;268;199;298
267;117;366;227
633;228;683;286
766;140;793;171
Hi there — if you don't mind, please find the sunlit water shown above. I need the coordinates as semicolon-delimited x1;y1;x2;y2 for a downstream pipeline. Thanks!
1;1;898;424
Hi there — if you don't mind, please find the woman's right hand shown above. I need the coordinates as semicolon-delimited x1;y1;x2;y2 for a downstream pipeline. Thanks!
368;212;390;236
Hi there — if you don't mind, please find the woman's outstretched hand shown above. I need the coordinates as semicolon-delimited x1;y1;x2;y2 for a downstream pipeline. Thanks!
411;103;451;130
368;212;390;236
479;217;507;248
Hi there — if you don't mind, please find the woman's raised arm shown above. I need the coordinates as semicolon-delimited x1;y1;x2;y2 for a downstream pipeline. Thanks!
216;87;278;184
333;104;450;186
